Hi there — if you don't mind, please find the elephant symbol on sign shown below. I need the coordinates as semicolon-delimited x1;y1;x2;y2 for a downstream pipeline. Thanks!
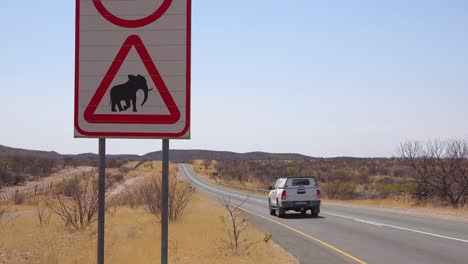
110;74;153;112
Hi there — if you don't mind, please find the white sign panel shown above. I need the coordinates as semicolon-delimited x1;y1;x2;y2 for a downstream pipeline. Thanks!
75;0;190;138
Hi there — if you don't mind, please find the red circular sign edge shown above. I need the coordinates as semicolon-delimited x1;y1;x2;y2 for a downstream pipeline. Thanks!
93;0;173;28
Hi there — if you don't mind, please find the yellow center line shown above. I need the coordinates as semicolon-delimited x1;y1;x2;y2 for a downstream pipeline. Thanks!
239;207;367;264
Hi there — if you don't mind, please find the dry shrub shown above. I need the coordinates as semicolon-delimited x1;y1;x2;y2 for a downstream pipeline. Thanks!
126;224;140;239
48;172;106;230
119;175;193;222
138;177;161;217
112;187;141;208
33;196;52;225
218;195;272;256
323;181;357;200
119;166;131;174
54;176;81;197
13;190;26;205
0;202;13;218
111;174;124;183
168;178;193;221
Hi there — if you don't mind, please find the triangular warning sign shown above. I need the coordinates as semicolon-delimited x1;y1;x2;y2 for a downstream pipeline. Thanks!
84;35;180;124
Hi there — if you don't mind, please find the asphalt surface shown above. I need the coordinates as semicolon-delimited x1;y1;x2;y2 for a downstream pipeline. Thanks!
179;164;468;264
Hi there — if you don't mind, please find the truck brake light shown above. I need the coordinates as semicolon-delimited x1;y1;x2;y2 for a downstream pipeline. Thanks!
281;190;286;200
316;189;321;199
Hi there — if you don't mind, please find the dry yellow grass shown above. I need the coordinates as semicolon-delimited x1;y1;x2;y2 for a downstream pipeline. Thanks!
121;161;141;169
122;161;178;181
46;166;95;181
0;192;296;264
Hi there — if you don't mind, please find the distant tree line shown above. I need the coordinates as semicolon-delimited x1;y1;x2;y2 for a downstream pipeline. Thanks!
0;156;59;186
0;155;131;188
212;157;410;185
207;157;412;200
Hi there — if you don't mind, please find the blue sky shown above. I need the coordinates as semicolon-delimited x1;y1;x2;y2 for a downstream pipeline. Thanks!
0;0;467;157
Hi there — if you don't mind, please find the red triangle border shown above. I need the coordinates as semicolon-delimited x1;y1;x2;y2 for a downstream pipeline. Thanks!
83;35;181;124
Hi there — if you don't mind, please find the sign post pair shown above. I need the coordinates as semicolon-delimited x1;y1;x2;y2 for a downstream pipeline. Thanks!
75;1;191;263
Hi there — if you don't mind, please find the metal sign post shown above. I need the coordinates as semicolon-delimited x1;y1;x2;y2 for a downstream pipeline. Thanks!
98;138;106;264
75;1;191;263
161;139;169;264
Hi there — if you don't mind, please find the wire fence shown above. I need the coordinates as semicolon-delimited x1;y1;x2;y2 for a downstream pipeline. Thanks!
0;182;54;202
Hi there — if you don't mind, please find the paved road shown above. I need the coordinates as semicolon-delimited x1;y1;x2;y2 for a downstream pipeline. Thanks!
179;164;468;264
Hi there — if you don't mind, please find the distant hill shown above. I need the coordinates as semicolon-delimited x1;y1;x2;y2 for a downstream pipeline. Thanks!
144;150;312;162
0;145;62;159
0;144;313;162
68;153;142;160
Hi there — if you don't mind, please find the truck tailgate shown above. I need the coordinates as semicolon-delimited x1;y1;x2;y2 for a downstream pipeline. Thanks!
285;187;318;201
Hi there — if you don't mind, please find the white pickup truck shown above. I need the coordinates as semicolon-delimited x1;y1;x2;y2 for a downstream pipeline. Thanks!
268;177;321;218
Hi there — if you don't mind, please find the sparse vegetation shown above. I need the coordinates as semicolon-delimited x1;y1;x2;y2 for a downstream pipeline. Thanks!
323;181;358;200
0;151;135;189
33;196;52;225
0;202;13;218
119;174;193;222
218;195;271;256
12;191;26;205
0;193;296;264
48;172;103;230
0;156;58;186
376;182;416;199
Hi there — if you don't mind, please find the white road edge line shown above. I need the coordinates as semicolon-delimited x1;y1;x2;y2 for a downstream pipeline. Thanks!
353;219;384;226
322;211;468;244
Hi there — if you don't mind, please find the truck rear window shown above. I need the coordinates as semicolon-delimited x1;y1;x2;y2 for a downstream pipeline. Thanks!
290;178;316;186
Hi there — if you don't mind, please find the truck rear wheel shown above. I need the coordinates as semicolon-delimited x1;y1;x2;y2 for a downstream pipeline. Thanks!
277;207;286;218
268;200;276;215
276;200;286;218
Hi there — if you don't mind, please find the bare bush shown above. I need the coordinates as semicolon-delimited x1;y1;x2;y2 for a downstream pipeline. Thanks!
33;196;52;225
37;205;52;225
122;175;193;222
168;177;193;221
48;172;105;230
399;139;468;208
112;187;141;209
218;195;270;256
136;177;161;217
55;176;81;197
